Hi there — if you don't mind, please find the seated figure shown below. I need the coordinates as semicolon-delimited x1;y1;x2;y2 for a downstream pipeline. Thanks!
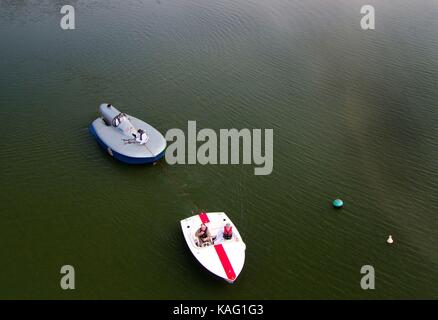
135;129;148;145
195;223;212;246
223;223;233;240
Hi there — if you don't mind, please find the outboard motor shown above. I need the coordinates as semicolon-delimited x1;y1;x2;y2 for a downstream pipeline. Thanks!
99;103;121;126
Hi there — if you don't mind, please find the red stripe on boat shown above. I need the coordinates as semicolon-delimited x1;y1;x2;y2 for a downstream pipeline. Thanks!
199;213;210;224
214;244;236;282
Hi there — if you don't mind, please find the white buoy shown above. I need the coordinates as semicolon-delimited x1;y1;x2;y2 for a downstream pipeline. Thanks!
387;235;394;244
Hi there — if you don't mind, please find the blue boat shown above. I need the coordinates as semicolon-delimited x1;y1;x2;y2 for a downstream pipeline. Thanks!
89;103;166;164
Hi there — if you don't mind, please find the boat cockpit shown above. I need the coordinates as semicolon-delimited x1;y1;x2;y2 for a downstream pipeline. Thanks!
193;225;234;248
112;113;128;127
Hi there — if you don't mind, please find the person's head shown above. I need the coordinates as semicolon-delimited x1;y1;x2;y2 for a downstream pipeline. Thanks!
200;223;207;231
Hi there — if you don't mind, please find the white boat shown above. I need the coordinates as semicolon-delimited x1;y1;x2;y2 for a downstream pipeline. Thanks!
180;212;246;283
89;103;166;164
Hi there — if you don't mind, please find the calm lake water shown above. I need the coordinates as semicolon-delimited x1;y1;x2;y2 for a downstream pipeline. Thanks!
1;0;437;299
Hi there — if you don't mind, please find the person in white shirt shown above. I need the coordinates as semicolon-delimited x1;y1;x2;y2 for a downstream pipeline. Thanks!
135;129;148;145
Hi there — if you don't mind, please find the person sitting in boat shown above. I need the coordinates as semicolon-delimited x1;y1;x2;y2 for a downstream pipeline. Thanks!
223;223;233;240
195;223;212;246
135;129;148;145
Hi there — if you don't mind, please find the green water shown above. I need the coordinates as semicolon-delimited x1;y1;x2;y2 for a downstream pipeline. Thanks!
1;0;437;299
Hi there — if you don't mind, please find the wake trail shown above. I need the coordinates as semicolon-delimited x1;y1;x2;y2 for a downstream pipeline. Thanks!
157;161;203;214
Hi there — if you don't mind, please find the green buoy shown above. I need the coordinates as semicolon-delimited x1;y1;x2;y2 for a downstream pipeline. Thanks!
332;199;343;208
